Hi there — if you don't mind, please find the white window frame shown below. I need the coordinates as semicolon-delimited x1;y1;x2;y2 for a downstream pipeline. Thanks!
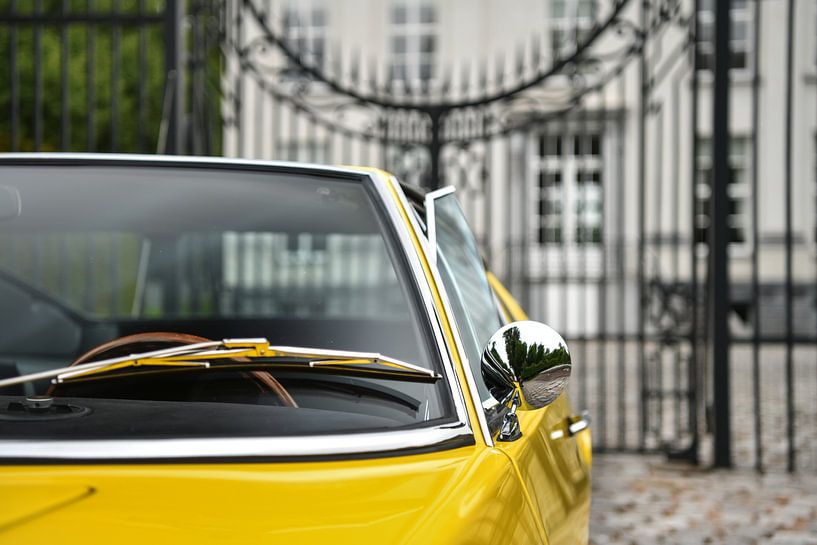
533;129;604;247
549;0;597;61
281;0;327;78
389;0;438;86
695;136;753;255
696;0;753;73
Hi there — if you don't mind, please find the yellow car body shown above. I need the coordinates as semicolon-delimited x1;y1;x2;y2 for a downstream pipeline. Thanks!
0;159;590;544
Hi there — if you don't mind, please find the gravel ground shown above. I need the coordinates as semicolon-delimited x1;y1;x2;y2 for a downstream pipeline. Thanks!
590;453;817;545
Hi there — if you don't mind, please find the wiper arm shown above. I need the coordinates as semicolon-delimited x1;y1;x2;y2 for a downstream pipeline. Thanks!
0;339;442;389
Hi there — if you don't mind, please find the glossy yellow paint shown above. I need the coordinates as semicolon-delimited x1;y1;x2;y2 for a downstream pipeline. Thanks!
0;448;541;545
0;171;590;545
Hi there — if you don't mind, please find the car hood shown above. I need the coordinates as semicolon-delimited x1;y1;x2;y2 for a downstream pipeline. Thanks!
0;446;544;545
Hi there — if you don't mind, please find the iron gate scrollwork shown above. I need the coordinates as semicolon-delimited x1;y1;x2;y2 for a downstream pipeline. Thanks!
222;0;702;462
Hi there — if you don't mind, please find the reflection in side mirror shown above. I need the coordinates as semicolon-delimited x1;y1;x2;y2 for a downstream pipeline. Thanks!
481;320;572;411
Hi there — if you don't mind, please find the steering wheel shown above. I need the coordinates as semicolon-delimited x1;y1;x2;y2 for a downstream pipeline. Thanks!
50;332;297;407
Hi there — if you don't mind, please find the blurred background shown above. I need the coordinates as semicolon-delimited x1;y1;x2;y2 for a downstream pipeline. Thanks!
1;0;816;537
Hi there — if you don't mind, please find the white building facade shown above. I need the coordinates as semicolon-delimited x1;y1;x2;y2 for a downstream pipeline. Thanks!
224;0;817;339
222;0;817;468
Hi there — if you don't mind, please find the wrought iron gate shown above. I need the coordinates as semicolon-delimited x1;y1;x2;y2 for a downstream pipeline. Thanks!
0;0;221;155
225;0;704;462
2;0;817;472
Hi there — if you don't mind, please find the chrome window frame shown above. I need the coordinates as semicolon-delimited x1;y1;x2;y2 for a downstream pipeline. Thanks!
396;182;495;446
0;153;474;462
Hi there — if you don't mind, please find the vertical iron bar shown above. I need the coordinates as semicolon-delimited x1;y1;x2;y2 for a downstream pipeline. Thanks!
688;0;701;463
137;0;147;152
10;0;19;151
616;73;627;449
61;0;70;151
379;115;389;172
326;119;336;164
654;105;664;444
111;0;121;151
538;121;550;339
505;135;514;289
560;113;568;353
234;0;244;157
33;0;43;151
254;81;263;158
637;0;648;452
292;106;302;161
598;86;609;449
86;0;95;151
361;134;370;166
711;0;733;468
578;96;588;415
342;130;351;164
482;130;493;265
671;70;682;444
163;0;184;154
272;94;281;158
520;128;531;313
750;0;763;472
429;109;443;189
783;0;795;473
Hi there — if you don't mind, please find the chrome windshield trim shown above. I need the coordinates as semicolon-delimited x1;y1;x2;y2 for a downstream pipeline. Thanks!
0;424;473;461
369;173;472;432
424;185;456;266
390;180;494;447
0;153;369;177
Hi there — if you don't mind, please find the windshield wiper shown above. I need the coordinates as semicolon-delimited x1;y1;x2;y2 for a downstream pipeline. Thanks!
0;339;441;390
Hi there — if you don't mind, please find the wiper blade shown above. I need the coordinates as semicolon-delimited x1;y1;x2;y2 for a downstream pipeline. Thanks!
0;339;442;389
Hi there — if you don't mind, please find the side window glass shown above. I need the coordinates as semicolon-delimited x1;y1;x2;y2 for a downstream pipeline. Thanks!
428;190;503;404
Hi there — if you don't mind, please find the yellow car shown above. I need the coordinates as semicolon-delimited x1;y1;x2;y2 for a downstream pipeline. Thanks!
0;155;590;544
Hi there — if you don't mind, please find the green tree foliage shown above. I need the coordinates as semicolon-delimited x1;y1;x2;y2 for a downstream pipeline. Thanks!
503;326;569;381
0;0;177;152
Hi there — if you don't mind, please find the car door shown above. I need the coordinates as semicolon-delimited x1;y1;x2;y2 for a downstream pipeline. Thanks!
426;187;590;544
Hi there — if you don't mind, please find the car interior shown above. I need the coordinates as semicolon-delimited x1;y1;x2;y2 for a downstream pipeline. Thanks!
0;166;455;437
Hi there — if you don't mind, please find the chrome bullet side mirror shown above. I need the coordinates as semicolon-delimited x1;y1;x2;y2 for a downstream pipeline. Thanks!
481;320;572;411
481;321;571;441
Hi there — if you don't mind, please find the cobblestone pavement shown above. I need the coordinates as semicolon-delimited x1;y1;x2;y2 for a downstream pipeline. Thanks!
590;454;817;545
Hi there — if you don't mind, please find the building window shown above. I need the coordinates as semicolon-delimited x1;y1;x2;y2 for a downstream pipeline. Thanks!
696;0;751;71
390;1;437;84
550;0;597;60
695;137;751;246
536;131;603;245
282;0;327;76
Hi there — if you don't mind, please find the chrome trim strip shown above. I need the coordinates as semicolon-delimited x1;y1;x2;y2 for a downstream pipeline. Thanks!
394;181;495;447
423;185;456;267
0;425;472;461
429;274;496;447
0;153;370;177
372;173;472;430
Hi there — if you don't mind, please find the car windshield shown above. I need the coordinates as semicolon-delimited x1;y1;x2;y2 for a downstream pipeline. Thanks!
0;163;454;442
